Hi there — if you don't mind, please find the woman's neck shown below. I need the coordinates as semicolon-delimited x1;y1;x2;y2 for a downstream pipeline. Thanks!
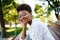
28;20;32;25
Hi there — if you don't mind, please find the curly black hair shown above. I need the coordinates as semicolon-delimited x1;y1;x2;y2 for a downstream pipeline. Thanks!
16;4;32;13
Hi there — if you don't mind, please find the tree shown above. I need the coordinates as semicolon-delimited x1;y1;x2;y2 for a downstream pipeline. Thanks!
0;0;6;38
2;0;18;23
34;4;48;22
0;0;18;38
34;4;44;17
47;0;60;20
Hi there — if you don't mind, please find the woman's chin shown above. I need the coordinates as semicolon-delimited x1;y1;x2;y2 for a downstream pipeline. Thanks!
23;22;27;24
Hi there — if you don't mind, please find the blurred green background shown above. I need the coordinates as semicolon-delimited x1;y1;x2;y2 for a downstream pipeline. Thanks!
0;0;60;39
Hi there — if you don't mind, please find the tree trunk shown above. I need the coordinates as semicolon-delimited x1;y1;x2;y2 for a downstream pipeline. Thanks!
0;0;6;38
54;8;59;20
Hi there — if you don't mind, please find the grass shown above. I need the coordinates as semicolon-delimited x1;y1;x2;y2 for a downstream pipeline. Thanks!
6;27;28;37
0;26;28;38
6;27;21;37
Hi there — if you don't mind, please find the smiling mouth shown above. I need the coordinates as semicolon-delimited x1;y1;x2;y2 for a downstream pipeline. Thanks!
21;17;27;23
22;18;27;22
22;20;26;22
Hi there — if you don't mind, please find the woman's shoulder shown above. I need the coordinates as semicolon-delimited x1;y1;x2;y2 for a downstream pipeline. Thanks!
32;18;43;24
32;18;41;23
32;18;47;28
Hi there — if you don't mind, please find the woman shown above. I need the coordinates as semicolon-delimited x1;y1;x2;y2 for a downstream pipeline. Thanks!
14;4;55;40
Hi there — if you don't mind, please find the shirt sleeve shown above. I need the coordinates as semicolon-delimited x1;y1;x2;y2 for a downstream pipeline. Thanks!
20;31;31;40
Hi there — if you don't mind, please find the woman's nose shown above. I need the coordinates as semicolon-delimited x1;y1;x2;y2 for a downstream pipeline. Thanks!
20;16;25;20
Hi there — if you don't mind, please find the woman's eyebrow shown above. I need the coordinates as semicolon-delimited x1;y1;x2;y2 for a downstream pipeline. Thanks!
19;12;23;15
22;12;26;14
23;11;26;13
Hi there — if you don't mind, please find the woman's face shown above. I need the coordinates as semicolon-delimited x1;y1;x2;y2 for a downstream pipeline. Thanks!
18;10;32;24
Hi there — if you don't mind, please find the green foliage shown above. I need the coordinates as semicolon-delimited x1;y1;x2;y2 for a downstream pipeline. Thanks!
6;27;28;37
2;0;14;6
6;27;22;37
34;4;43;14
34;4;45;17
34;4;47;22
47;0;60;8
2;0;19;24
34;4;53;22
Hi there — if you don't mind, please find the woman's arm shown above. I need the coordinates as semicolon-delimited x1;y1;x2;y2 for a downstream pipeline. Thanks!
21;24;26;40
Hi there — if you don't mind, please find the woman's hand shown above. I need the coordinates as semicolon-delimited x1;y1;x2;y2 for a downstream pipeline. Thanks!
21;22;27;40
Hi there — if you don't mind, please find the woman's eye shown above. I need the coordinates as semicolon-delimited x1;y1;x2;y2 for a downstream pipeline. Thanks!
23;13;26;16
19;15;22;18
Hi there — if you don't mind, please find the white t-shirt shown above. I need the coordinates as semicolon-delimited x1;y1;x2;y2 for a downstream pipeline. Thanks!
20;18;55;40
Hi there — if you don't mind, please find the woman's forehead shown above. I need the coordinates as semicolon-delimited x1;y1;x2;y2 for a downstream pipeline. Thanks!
19;10;30;14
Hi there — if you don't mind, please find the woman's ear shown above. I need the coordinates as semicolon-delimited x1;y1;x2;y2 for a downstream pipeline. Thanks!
30;12;32;15
29;12;33;17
